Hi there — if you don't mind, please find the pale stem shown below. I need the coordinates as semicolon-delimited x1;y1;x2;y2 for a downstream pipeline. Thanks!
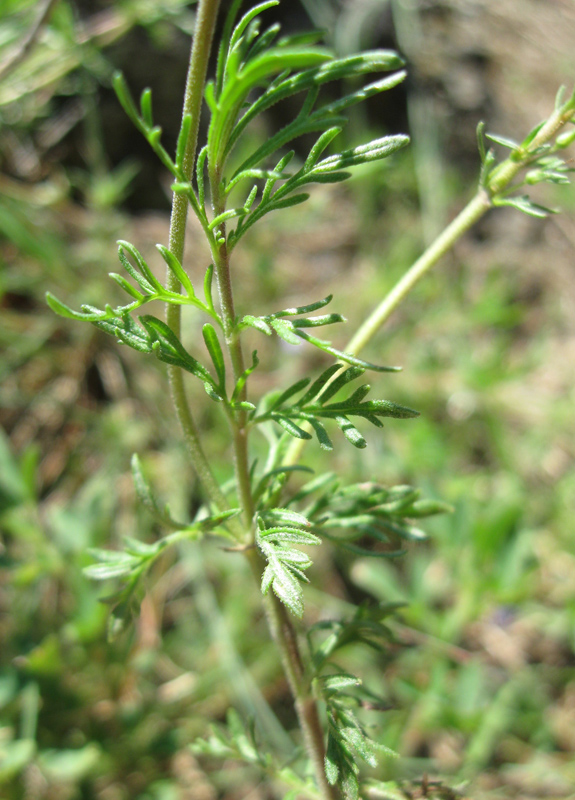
282;97;575;468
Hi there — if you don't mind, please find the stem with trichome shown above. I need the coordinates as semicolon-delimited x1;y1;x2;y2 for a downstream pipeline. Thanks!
166;4;337;796
165;0;228;514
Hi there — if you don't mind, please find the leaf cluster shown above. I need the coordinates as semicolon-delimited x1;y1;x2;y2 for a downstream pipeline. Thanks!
84;455;239;637
256;508;320;617
253;365;418;451
307;603;403;798
47;240;217;324
169;0;409;242
289;476;451;558
477;86;575;218
241;294;401;371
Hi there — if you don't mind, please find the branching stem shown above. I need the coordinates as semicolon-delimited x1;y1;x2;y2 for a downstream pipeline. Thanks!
167;5;337;796
282;96;575;468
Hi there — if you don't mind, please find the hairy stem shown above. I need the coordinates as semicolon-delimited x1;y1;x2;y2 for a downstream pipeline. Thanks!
246;551;338;800
210;178;254;531
210;125;339;800
165;0;227;514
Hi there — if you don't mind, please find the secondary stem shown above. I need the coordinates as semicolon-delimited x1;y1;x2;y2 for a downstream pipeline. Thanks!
345;189;490;355
165;0;226;514
282;96;575;469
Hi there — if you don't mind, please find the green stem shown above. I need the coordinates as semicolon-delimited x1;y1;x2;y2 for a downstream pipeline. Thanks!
165;0;228;515
346;189;490;355
350;95;575;351
211;130;339;800
210;179;254;532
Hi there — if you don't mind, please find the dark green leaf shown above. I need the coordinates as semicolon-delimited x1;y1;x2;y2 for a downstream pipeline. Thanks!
156;245;195;297
203;324;226;389
267;377;311;411
271;294;333;317
232;350;260;402
308;418;333;451
273;415;312;440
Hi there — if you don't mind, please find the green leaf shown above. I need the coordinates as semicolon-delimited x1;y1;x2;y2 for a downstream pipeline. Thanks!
305;126;343;169
407;499;454;517
256;511;320;617
292;313;345;328
271;294;333;317
485;132;519;150
232;350;260;402
112;71;141;128
267;377;311;411
118;240;163;293
293;330;400;371
227;51;405;163
308;418;333;451
140;88;153;127
203;263;215;312
139;316;215;383
83;552;139;581
334;415;366;449
92;313;218;392
228;1;279;52
266;192;311;212
296;364;341;405
269;317;303;345
241;315;273;335
209;47;332;167
131;453;181;529
156;244;196;297
203;324;226;390
320;674;361;693
273;415;313;440
494;195;553;217
262;508;311;527
319;366;365;404
313;134;409;172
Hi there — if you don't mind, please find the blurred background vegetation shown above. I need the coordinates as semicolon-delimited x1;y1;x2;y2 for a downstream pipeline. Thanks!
1;1;574;798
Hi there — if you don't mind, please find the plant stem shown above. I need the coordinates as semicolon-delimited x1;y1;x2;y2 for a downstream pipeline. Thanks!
210;179;338;796
210;180;254;531
247;550;339;800
345;190;490;355
165;0;227;514
282;95;575;469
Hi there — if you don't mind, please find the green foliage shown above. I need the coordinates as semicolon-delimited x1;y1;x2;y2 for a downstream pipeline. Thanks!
84;455;240;637
240;295;401;370
256;509;320;617
477;91;575;217
33;0;575;799
253;366;418;450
